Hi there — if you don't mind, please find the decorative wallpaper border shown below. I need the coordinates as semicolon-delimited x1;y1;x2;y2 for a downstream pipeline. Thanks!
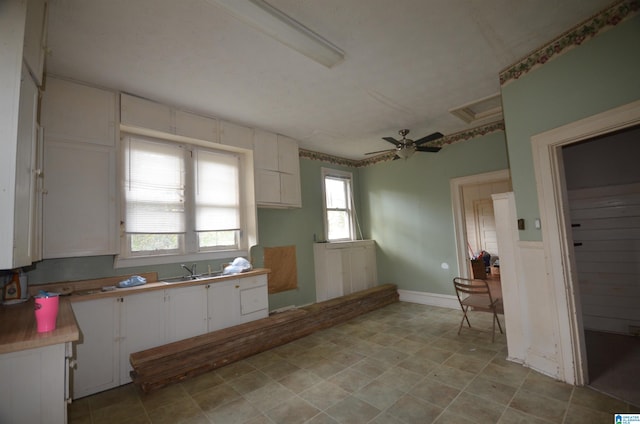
298;149;361;167
301;121;505;168
500;0;639;85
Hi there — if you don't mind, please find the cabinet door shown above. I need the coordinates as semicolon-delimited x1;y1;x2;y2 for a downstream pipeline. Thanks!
42;141;117;258
239;275;268;322
348;246;369;294
42;78;116;146
207;280;240;332
0;343;67;424
121;93;173;134
0;0;27;269
255;169;281;204
120;291;167;384
253;130;279;171
345;243;377;295
280;172;302;207
325;248;347;301
220;120;253;150
13;67;38;267
166;284;208;343
22;0;47;86
174;110;218;142
277;135;300;175
71;298;120;398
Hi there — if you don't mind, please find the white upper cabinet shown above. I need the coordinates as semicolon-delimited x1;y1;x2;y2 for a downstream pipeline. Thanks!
277;135;300;175
12;66;39;268
41;77;118;258
121;93;220;143
43;78;116;146
174;109;218;142
219;120;253;150
22;0;48;86
254;131;301;208
254;129;279;171
120;93;173;134
0;0;46;269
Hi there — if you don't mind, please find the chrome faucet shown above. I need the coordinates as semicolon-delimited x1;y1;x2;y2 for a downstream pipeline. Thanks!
181;263;197;278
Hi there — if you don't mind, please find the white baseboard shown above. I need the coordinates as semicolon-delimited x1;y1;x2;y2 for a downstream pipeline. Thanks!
398;289;458;309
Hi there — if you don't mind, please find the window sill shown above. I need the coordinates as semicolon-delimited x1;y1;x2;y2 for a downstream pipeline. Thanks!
113;249;248;269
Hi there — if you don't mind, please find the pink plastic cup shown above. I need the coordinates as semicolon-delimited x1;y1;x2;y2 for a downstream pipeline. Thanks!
34;295;59;333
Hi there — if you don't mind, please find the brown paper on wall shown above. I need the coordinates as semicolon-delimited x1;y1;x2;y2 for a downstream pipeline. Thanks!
264;245;298;294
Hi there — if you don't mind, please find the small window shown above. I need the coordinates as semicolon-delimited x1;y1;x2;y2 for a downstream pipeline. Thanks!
322;168;355;241
121;135;242;259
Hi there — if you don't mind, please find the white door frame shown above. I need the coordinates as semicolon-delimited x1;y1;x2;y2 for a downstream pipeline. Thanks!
531;99;640;385
450;169;511;279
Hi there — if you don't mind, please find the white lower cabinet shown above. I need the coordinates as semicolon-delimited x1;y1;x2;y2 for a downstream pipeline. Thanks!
166;285;208;343
0;343;70;424
71;297;120;399
238;275;269;323
207;280;239;332
119;291;167;384
207;275;269;330
314;240;378;302
71;274;268;398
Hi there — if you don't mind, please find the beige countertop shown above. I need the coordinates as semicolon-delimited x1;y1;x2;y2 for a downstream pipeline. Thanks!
0;297;79;354
0;268;269;355
64;268;270;302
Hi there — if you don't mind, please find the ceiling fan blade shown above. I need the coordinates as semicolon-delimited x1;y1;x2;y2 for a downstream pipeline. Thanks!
416;146;441;153
382;137;401;146
414;132;444;146
365;148;395;155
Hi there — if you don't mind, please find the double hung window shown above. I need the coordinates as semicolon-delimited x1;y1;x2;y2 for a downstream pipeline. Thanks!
122;135;241;259
321;168;356;241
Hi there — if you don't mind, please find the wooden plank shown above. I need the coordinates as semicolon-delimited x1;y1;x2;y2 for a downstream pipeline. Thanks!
130;284;398;393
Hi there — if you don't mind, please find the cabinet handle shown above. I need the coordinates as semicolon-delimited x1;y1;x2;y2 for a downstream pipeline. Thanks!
235;285;240;289
66;398;73;405
68;359;78;369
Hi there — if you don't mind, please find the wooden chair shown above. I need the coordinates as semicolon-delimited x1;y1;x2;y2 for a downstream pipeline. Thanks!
453;277;503;342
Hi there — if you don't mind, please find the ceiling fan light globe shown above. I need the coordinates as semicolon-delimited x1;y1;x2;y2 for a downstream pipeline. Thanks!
396;145;415;159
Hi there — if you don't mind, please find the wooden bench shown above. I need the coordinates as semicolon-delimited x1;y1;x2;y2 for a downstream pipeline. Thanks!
130;284;398;393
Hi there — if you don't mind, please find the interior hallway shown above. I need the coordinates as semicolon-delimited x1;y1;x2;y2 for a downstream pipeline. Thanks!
69;302;638;424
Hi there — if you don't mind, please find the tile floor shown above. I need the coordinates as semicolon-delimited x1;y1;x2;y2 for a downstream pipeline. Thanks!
68;302;639;424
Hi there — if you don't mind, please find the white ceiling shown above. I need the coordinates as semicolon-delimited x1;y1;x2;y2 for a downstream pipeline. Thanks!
46;0;614;159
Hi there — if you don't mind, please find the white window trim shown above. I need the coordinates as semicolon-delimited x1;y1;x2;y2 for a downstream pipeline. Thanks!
321;167;356;242
114;130;257;269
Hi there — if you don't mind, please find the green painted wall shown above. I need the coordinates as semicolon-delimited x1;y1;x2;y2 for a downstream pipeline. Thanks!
358;131;509;295
257;158;360;310
502;15;640;241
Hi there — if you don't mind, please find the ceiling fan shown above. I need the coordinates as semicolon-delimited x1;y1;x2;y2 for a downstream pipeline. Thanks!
365;129;444;159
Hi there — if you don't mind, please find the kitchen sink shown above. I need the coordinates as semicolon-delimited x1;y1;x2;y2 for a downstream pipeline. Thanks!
161;272;224;284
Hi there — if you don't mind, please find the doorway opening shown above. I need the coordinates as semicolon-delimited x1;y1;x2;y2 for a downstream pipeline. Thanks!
531;99;640;399
450;170;511;305
562;124;640;405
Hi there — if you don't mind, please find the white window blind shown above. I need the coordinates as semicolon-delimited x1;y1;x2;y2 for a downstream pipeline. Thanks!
124;137;185;234
194;149;240;232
